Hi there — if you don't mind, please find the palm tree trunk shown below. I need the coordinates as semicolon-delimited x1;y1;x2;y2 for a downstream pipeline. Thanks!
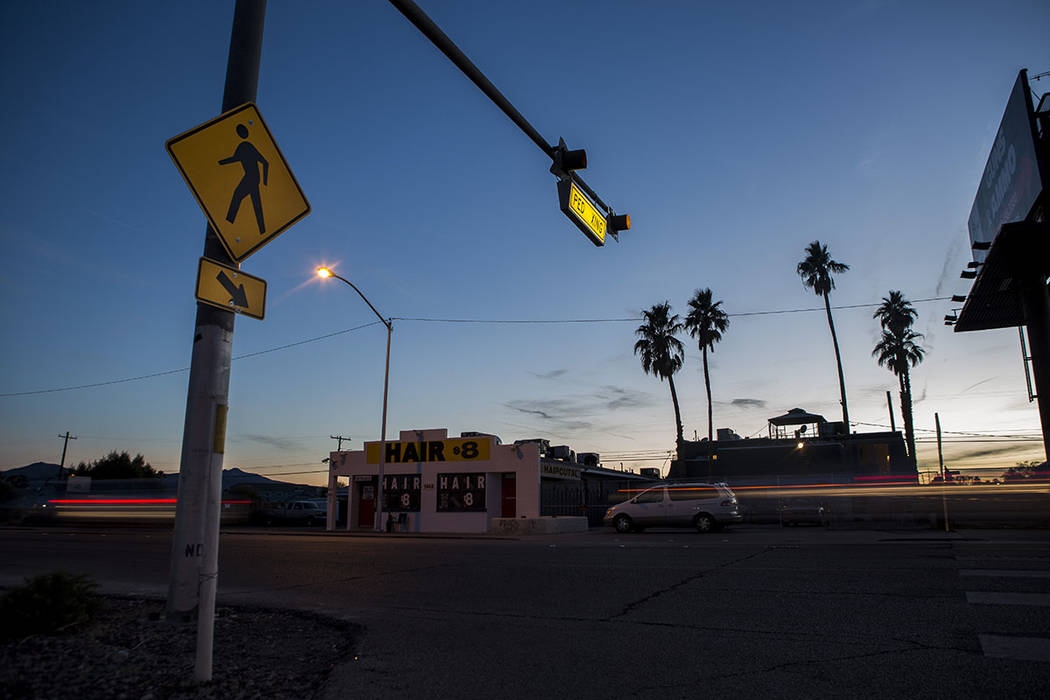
901;369;917;468
667;375;684;452
822;291;849;428
895;372;908;453
703;345;713;442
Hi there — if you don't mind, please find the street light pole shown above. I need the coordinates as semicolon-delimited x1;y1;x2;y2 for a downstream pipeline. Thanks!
379;319;391;531
317;268;392;532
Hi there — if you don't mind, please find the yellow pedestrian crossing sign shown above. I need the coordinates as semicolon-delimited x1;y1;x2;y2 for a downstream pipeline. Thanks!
195;257;267;320
167;103;310;262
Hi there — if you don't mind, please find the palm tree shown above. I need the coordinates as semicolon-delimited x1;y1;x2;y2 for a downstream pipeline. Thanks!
873;290;917;336
634;302;686;450
684;288;730;443
873;327;925;467
797;240;850;427
873;291;923;465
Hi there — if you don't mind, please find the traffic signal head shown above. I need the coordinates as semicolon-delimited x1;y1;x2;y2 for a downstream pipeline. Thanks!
606;213;630;240
560;148;587;171
550;137;587;177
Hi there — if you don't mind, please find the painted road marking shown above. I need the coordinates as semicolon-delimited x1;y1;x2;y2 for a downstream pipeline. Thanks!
960;569;1050;578
980;635;1050;662
956;556;1050;561
966;592;1050;606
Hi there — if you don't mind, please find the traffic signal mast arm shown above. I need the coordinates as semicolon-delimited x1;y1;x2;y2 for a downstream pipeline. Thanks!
388;0;629;242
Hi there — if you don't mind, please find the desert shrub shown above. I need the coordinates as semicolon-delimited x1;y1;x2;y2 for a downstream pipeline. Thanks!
0;572;104;642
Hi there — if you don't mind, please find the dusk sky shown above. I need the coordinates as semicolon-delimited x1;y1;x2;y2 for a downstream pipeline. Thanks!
2;0;1047;484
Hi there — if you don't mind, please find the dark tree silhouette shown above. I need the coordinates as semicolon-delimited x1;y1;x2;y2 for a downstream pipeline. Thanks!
684;288;730;443
873;326;925;467
74;451;161;479
873;290;917;336
635;302;686;450
797;240;850;428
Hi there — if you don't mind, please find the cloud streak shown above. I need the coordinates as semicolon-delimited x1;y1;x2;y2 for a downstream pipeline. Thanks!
235;434;301;451
531;369;568;380
504;385;654;434
730;398;767;409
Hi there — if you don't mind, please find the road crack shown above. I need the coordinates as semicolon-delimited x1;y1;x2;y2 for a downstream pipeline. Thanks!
605;547;771;621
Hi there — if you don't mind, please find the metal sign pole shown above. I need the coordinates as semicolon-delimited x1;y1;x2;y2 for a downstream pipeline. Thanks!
377;321;392;531
165;0;266;684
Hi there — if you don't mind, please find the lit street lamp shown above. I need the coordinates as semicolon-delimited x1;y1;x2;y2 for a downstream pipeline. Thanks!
317;267;392;532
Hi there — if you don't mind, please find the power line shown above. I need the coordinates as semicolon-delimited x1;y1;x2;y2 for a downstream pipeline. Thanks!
852;420;1041;440
233;321;383;361
390;297;952;325
0;321;382;398
256;469;328;477
0;366;190;398
729;297;949;317
0;298;953;398
391;316;639;324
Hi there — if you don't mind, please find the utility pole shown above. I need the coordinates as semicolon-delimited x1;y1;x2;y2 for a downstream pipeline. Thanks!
330;435;351;451
886;391;896;432
165;0;266;684
56;432;77;478
935;413;944;480
936;412;949;532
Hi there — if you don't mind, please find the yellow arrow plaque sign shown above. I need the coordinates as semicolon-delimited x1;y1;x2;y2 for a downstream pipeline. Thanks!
167;103;310;262
195;257;267;320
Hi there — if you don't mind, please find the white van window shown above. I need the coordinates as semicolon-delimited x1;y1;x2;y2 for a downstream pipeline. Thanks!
668;486;718;501
635;488;664;504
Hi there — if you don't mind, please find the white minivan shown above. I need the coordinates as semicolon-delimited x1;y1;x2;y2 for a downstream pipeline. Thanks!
603;482;742;533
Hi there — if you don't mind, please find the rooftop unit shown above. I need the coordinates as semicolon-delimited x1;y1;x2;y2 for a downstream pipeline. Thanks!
513;438;550;457
460;431;502;445
577;452;600;467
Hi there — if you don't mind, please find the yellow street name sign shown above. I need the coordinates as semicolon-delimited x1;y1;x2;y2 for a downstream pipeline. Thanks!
195;257;267;320
167;103;310;262
558;177;606;246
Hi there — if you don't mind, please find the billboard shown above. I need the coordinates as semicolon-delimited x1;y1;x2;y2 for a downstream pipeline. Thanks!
968;70;1046;263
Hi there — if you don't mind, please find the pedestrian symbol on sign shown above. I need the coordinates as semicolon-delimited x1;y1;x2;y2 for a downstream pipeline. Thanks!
219;123;269;235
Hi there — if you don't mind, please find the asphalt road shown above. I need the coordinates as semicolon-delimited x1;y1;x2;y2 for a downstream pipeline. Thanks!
2;525;1049;698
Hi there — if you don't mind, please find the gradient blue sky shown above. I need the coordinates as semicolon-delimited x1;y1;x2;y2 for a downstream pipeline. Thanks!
2;0;1047;484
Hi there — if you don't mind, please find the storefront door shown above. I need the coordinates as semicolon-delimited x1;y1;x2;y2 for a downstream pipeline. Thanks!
501;473;516;518
357;480;375;528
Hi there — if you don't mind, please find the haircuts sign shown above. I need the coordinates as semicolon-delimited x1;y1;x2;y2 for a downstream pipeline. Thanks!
365;437;491;464
436;473;486;512
383;474;421;512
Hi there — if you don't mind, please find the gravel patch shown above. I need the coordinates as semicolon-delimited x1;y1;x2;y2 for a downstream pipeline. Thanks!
1;597;360;700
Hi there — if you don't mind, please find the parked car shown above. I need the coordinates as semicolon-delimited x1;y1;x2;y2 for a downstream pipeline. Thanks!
779;499;827;526
603;482;742;533
262;499;328;526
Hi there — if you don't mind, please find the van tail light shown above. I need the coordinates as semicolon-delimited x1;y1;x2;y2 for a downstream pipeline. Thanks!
721;500;733;507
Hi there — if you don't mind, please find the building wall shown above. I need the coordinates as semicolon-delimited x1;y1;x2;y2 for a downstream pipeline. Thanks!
671;431;914;482
326;428;540;533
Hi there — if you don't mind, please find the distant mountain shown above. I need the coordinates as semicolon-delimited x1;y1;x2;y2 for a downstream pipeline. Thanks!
1;462;69;481
222;468;281;487
3;463;316;494
162;468;286;488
